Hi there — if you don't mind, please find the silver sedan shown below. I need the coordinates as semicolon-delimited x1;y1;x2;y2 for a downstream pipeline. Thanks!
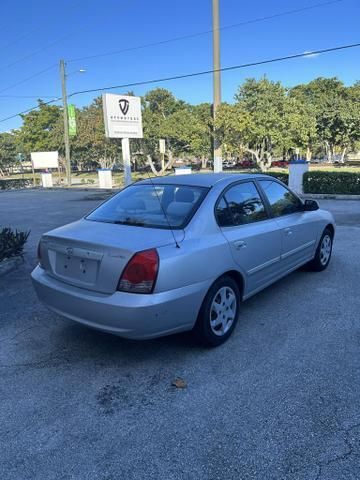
31;173;335;346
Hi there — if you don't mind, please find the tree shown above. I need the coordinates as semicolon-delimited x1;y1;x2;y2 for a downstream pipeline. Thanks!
281;96;318;161
233;78;288;169
215;102;253;160
190;103;213;167
290;78;360;162
17;100;62;155
70;97;120;170
142;88;191;174
216;78;289;171
0;132;17;176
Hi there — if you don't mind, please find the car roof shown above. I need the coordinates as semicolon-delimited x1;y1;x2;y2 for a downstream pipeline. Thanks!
137;173;274;188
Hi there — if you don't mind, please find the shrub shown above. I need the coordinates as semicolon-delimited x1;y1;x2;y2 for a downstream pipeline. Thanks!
0;179;34;190
0;227;30;262
256;172;289;184
303;171;360;195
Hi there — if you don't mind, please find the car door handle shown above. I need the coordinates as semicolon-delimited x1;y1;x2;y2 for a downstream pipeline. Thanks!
284;228;293;236
233;240;247;249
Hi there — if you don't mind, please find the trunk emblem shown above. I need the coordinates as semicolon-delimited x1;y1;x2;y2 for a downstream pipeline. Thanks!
66;247;74;257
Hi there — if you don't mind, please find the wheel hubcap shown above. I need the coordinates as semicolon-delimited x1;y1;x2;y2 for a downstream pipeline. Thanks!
210;286;237;336
320;234;332;266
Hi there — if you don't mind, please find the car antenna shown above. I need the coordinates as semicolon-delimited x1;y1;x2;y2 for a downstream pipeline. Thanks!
145;168;180;249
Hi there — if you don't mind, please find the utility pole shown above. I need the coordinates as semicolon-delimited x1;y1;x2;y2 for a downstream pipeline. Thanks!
60;59;71;186
212;0;222;172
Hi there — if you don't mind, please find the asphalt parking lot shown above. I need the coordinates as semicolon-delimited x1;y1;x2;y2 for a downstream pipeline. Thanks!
1;189;360;480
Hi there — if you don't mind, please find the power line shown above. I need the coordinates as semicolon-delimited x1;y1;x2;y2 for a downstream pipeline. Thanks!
0;95;57;99
0;97;62;123
0;0;89;73
0;35;74;73
0;27;60;54
0;64;57;94
0;0;345;95
67;42;360;98
67;0;346;64
0;0;85;53
0;41;359;124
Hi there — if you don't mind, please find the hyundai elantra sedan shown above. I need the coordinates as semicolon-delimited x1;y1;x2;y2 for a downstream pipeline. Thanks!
32;173;335;346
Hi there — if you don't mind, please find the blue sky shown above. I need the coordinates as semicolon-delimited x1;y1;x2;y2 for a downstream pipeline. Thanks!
0;0;359;132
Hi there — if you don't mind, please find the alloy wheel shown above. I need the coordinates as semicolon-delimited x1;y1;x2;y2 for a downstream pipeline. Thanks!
320;234;332;266
210;286;237;336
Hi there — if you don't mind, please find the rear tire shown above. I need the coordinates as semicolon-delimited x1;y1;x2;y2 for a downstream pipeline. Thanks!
307;228;333;271
193;275;240;347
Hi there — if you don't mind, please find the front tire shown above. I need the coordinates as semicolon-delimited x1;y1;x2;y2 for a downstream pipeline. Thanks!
308;228;333;271
193;275;240;347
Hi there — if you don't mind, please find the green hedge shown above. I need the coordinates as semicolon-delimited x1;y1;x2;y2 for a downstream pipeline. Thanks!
267;172;289;184
303;171;360;195
258;172;289;184
0;179;34;190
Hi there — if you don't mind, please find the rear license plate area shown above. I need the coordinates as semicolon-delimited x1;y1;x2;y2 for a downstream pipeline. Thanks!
55;252;98;284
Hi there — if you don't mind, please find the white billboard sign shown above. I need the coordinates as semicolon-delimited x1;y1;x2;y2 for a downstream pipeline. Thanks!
31;151;59;169
103;94;143;139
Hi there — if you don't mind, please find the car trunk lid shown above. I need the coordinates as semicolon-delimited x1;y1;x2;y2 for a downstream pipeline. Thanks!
41;219;184;294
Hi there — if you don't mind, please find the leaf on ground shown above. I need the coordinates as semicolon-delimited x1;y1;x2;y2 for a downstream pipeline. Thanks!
171;377;187;389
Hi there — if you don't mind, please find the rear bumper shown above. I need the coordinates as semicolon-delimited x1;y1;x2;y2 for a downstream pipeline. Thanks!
31;266;210;339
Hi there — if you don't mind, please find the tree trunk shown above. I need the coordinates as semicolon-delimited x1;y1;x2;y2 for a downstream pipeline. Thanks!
147;150;176;176
264;153;272;170
340;147;347;163
306;146;312;162
325;141;333;163
244;148;263;171
201;156;208;169
147;155;160;176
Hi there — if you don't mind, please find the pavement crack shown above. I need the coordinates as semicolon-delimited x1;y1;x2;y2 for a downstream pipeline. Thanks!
0;353;71;369
313;421;360;479
0;325;39;346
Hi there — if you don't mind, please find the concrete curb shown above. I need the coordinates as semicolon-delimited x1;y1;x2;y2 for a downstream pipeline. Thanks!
0;187;117;194
302;194;360;200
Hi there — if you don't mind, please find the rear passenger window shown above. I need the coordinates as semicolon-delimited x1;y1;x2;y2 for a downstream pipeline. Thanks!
216;182;268;227
216;197;233;227
259;180;303;217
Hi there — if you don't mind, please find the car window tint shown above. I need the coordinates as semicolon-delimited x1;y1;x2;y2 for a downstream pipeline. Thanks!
259;180;303;217
218;182;268;226
215;197;233;227
86;184;208;229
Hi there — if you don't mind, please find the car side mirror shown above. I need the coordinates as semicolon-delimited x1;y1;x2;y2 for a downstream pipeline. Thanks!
303;199;319;211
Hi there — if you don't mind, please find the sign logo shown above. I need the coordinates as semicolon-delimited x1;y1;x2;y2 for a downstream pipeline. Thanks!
119;99;130;116
103;94;143;139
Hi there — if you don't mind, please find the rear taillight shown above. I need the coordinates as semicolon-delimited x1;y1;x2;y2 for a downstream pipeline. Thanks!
37;241;43;268
118;249;159;294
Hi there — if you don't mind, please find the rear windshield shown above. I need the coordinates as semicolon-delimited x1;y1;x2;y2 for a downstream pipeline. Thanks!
86;183;209;229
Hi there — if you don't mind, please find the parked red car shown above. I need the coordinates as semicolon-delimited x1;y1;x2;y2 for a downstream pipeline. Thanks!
271;160;288;168
238;159;255;168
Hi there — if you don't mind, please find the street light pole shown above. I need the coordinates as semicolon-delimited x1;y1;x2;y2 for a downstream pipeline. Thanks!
60;59;71;186
212;0;222;172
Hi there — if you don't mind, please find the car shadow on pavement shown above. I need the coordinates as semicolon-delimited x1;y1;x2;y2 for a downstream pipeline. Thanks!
54;320;203;364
